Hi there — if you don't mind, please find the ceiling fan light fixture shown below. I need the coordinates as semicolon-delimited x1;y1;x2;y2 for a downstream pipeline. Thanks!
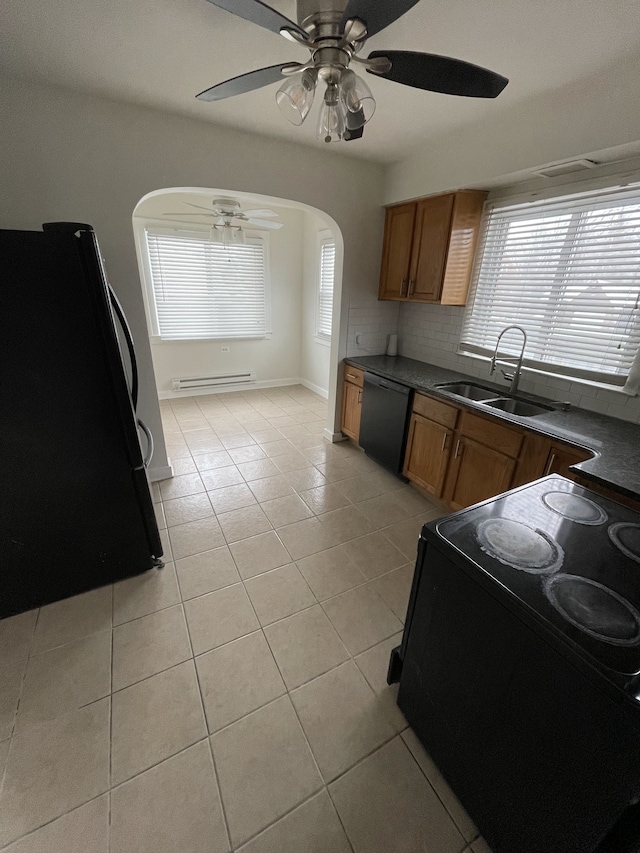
316;82;346;143
234;226;246;245
276;68;317;126
340;69;376;126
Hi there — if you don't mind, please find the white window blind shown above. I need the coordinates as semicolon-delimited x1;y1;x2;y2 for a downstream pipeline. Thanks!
145;228;268;340
317;238;335;338
461;183;640;385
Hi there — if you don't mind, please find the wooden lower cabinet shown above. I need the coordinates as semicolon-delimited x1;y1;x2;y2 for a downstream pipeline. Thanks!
444;436;517;511
341;380;362;442
543;443;591;480
341;368;612;511
404;413;453;497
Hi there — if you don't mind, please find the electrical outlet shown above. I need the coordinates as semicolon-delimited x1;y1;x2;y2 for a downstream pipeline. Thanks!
221;346;230;353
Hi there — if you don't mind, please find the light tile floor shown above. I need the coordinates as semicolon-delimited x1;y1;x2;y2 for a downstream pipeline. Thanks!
0;385;492;853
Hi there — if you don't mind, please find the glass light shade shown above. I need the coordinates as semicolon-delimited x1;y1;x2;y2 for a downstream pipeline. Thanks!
209;225;222;243
221;223;235;245
316;84;346;143
234;226;246;245
276;69;317;126
340;70;376;128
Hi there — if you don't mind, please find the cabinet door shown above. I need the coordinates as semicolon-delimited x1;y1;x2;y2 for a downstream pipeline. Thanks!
404;413;452;497
378;203;416;300
445;436;516;510
408;194;454;302
544;444;591;480
341;380;362;441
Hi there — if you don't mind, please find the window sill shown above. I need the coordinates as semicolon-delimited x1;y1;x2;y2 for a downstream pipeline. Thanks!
314;335;331;347
456;349;629;395
151;333;273;343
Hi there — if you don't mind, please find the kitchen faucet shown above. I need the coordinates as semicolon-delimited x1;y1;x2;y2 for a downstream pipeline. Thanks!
490;325;528;395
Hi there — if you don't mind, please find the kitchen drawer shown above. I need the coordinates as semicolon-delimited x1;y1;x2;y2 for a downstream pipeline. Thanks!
459;411;523;458
412;392;459;429
344;365;364;387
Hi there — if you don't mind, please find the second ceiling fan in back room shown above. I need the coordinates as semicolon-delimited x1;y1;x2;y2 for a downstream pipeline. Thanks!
195;0;509;142
161;197;283;244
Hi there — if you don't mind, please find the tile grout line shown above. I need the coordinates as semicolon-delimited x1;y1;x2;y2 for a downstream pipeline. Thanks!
180;584;234;853
224;579;332;852
5;606;41;747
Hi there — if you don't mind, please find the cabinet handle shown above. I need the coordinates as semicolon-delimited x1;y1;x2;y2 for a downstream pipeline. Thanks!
401;278;408;296
544;452;556;476
346;373;358;381
357;390;362;404
441;433;448;453
454;439;462;459
408;279;415;296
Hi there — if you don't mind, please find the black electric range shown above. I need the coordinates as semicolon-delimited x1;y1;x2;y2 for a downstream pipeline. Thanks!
436;475;640;694
390;475;640;853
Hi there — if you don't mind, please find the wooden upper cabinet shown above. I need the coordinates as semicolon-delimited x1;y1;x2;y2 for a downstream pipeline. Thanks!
409;195;454;301
378;190;487;305
378;203;416;300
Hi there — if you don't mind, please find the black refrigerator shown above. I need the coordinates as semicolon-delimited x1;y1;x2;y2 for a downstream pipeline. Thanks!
0;222;163;619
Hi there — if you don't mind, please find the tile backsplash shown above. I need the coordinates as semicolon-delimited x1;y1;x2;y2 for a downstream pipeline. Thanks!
346;296;400;358
394;302;640;425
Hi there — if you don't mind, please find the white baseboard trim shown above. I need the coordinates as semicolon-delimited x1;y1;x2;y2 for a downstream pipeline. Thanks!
324;428;347;443
300;378;328;399
149;463;173;482
157;377;304;400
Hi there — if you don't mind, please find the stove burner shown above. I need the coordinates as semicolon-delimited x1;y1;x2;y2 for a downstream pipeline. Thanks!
476;518;564;573
609;523;640;564
541;491;607;525
544;574;640;646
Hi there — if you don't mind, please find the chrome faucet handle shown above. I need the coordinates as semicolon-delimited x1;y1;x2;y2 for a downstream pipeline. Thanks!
501;369;515;382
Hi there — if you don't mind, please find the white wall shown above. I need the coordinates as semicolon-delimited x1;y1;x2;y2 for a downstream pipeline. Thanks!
0;72;386;472
136;205;305;396
385;51;640;203
300;210;331;397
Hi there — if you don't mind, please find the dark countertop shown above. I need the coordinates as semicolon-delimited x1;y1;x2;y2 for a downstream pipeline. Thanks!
345;354;640;501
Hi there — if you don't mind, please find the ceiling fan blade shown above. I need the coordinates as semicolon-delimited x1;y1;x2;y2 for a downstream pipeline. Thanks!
246;218;283;229
184;202;217;212
341;0;421;38
161;212;218;217
196;63;303;101
366;50;508;98
243;208;278;218
203;0;307;38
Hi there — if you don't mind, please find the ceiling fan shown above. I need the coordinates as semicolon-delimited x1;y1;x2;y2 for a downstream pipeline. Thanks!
161;196;283;244
195;0;509;143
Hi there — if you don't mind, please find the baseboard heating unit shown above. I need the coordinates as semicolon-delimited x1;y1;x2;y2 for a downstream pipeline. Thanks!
171;372;256;391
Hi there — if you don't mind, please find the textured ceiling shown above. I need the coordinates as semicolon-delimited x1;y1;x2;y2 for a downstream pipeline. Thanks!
3;0;640;162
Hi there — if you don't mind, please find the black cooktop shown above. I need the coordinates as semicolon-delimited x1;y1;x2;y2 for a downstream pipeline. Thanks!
436;476;640;685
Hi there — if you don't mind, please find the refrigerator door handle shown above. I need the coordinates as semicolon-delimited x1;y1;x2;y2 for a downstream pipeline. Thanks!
137;418;154;468
108;284;139;411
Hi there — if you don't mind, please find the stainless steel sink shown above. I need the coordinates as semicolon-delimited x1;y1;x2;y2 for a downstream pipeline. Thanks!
484;398;553;417
436;382;499;402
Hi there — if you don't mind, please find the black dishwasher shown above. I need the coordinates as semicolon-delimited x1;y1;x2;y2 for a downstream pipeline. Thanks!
358;372;411;475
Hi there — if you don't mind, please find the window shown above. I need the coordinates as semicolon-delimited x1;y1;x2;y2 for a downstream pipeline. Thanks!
317;234;335;338
144;227;268;340
461;183;640;385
